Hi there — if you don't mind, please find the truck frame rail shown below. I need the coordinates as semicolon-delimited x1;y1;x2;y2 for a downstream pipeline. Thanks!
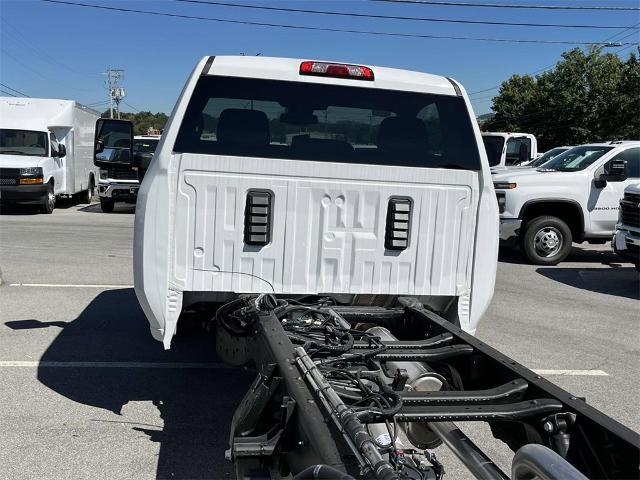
215;295;639;480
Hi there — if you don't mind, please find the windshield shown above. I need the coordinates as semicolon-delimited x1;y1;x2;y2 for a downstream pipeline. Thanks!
174;76;482;170
0;129;48;156
540;145;613;171
134;138;159;154
530;147;568;168
482;136;505;167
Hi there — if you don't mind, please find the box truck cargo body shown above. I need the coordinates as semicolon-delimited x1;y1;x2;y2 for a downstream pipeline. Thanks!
0;97;100;213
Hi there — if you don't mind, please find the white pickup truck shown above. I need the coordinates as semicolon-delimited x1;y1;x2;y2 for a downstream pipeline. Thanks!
482;132;538;169
495;141;640;264
94;55;499;346
97;135;160;212
88;57;639;480
612;183;640;268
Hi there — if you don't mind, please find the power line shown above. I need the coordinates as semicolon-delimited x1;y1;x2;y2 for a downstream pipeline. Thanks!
172;0;638;30
123;101;141;113
370;0;640;12
39;0;639;46
0;89;18;97
615;44;640;54
0;16;101;77
467;25;639;97
1;47;90;92
470;93;498;102
0;82;29;97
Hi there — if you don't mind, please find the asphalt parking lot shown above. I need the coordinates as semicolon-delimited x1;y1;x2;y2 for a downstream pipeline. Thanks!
0;202;638;480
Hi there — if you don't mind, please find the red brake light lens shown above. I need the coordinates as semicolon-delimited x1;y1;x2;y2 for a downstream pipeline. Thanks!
299;61;374;81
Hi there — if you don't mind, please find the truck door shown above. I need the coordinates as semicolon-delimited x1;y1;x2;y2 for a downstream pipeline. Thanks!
589;147;640;235
49;132;65;193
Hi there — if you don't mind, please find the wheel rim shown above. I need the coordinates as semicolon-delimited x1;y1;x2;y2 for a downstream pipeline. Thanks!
533;226;563;258
88;184;94;202
47;186;55;209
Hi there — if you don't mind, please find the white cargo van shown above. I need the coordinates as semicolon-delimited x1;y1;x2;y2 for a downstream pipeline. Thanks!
0;97;99;213
93;56;498;348
482;132;538;169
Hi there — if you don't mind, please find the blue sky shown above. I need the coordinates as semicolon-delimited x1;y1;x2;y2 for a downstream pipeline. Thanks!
1;0;638;115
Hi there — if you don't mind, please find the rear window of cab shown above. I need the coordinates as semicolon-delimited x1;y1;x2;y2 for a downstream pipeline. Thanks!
174;75;482;171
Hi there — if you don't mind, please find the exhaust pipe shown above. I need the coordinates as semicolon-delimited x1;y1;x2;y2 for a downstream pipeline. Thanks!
366;326;509;480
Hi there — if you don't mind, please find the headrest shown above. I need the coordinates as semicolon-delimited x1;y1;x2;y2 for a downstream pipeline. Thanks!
377;117;428;151
217;109;270;146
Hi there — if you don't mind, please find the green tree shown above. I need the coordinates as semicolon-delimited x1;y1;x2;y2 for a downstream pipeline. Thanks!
484;47;640;150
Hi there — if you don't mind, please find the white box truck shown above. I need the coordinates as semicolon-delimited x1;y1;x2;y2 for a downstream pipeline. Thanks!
0;97;100;213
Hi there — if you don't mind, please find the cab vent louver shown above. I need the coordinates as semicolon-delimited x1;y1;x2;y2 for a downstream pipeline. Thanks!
244;190;272;245
385;198;412;250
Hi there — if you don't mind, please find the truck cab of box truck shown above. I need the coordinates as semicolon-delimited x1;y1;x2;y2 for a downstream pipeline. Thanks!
93;56;499;349
482;132;538;171
97;134;160;213
0;98;99;213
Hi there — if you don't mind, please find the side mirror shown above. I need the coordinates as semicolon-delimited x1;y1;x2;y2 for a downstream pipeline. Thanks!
595;158;627;188
93;118;134;168
58;144;66;158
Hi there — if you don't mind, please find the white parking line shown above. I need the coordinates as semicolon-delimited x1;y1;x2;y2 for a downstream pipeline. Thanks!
532;369;609;376
0;361;232;369
9;283;133;289
0;362;608;375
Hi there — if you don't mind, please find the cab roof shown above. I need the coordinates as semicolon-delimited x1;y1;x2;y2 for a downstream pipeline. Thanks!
481;132;534;138
201;55;461;98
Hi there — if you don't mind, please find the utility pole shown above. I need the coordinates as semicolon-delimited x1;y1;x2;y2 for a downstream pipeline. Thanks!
105;67;125;119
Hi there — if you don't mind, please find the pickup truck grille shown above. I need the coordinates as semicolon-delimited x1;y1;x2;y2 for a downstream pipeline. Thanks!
106;168;138;181
620;192;640;228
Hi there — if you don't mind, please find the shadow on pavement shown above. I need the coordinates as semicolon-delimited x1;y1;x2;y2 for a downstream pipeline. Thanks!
536;267;640;300
78;203;136;214
499;245;627;266
8;288;253;479
0;197;79;215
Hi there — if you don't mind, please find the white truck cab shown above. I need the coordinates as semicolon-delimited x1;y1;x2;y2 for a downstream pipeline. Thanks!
93;56;498;348
0;98;99;213
612;183;640;269
482;132;538;170
495;141;640;264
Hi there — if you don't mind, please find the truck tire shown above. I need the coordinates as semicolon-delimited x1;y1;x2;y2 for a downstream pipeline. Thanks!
522;216;573;265
41;182;55;214
79;177;94;205
100;198;115;213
